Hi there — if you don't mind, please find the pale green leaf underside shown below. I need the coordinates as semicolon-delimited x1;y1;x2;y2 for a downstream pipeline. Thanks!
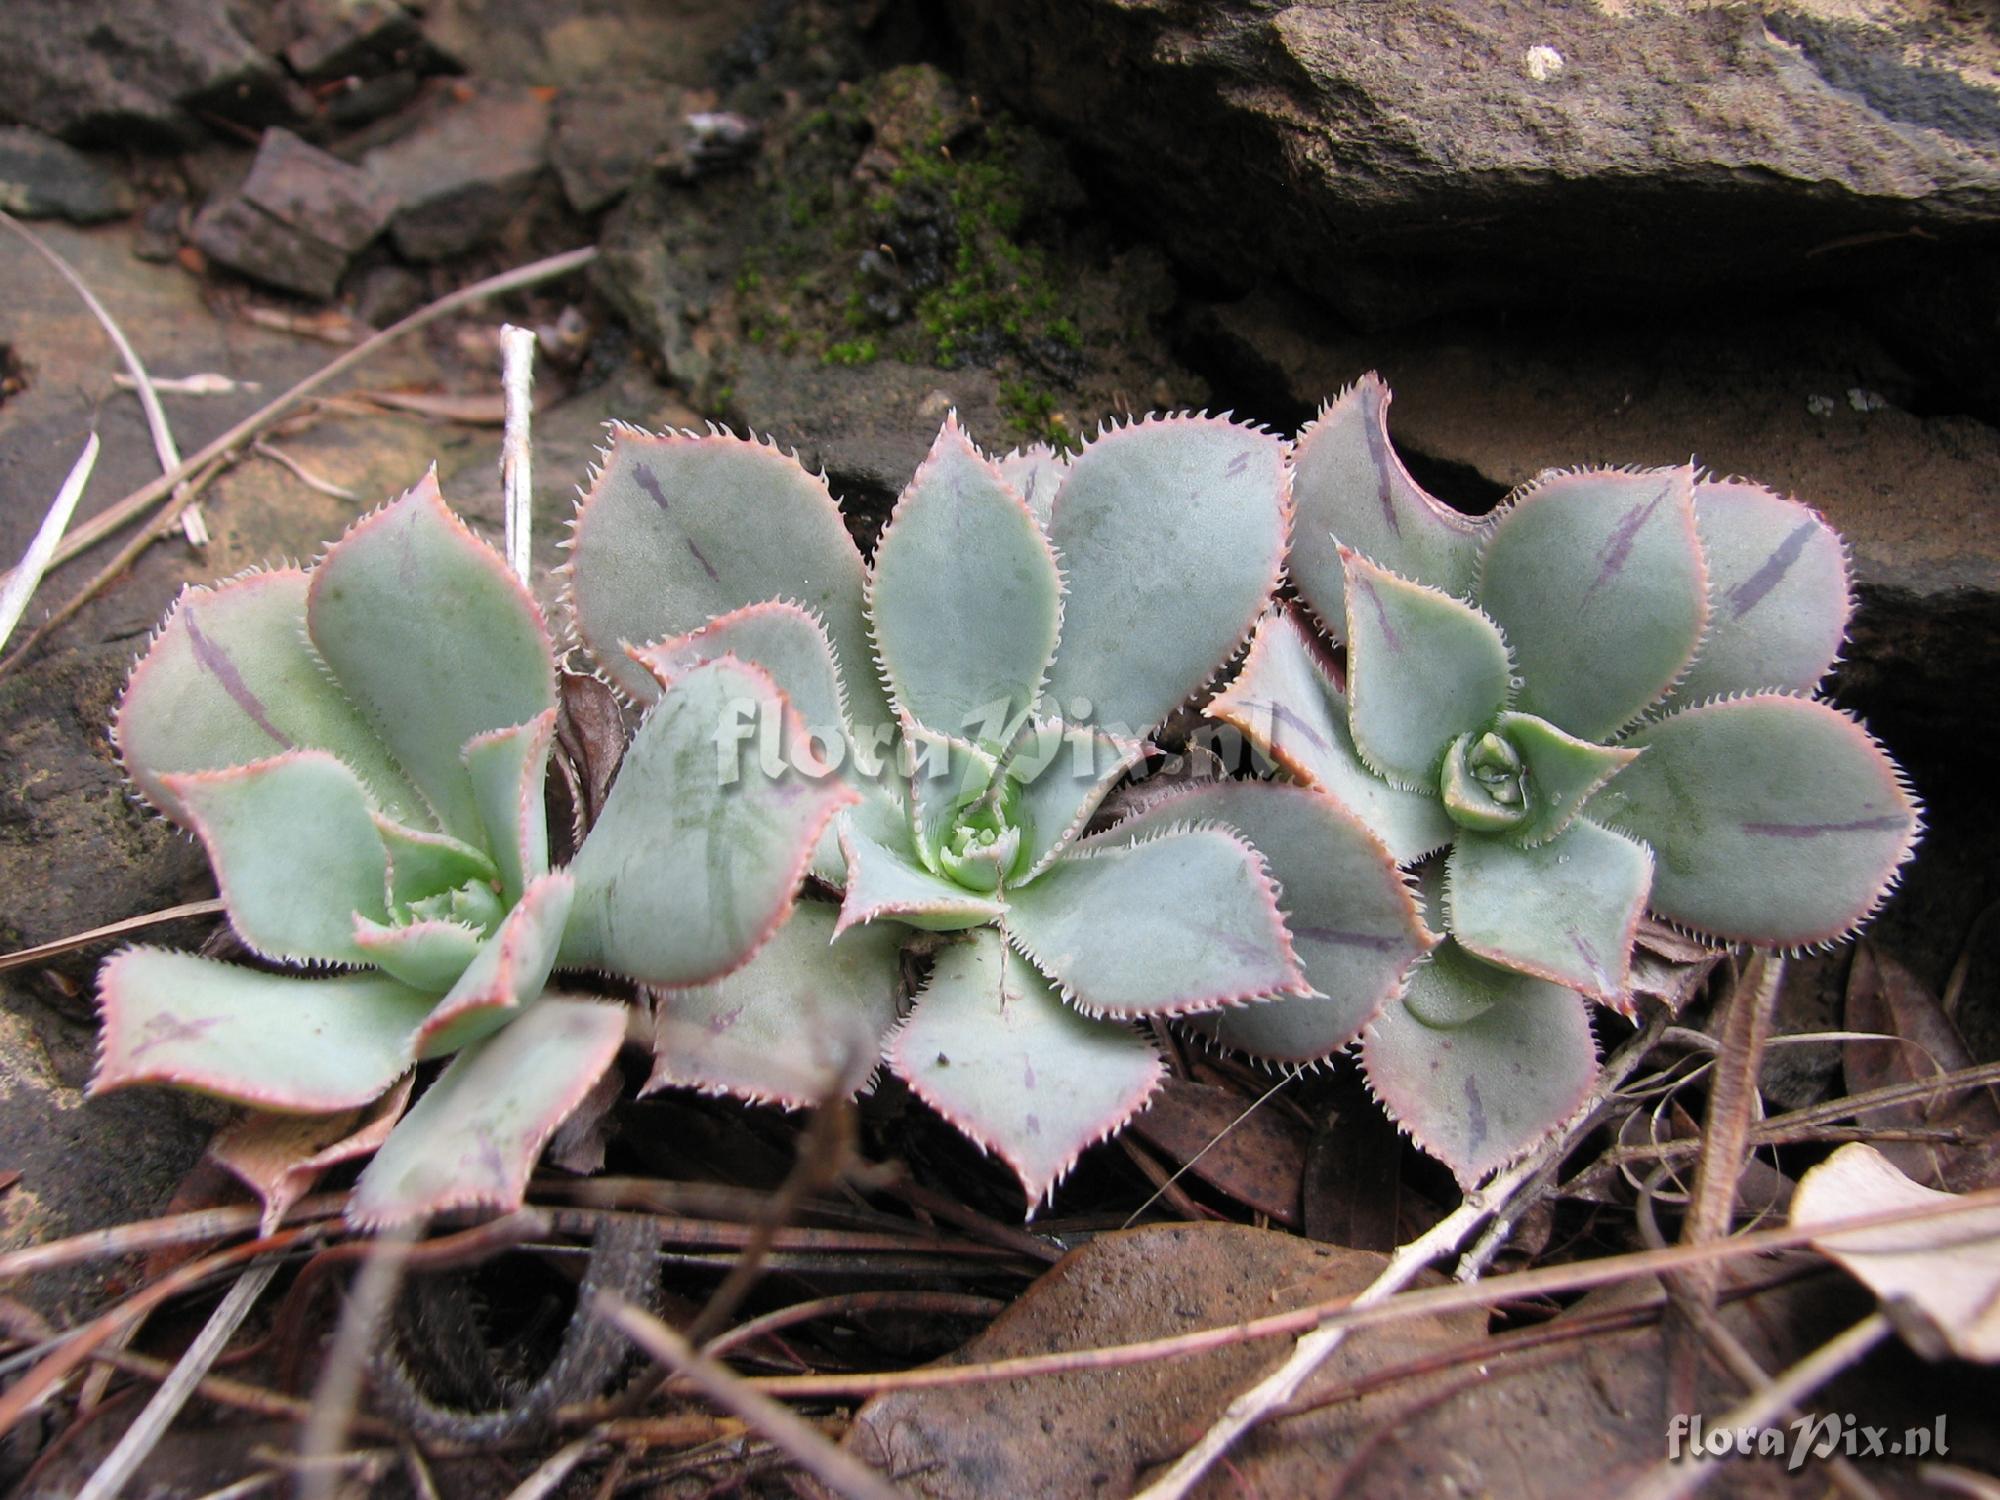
647;903;905;1109
416;871;575;1058
563;659;854;985
1207;609;1452;864
1662;479;1851;712
1009;719;1146;877
94;948;429;1113
1495;711;1640;847
1344;551;1514;789
116;570;427;831
347;997;627;1227
1363;941;1597;1186
1119;781;1434;1065
307;472;556;842
996;444;1066;525
1044;416;1286;740
870;416;1063;743
354;917;483;992
166;752;389;967
1477;466;1705;741
1008;825;1305;1018
836;824;1006;934
886;929;1164;1209
375;818;497;911
1588;694;1918;946
1288;374;1483;637
463;710;555;908
566;429;891;734
1447;818;1650;1001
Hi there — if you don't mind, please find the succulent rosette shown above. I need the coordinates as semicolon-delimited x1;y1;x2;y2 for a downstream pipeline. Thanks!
564;415;1433;1206
97;473;851;1226
1209;375;1920;1182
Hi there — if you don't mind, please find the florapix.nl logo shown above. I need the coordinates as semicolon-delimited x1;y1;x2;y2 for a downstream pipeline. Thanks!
1667;1412;1949;1472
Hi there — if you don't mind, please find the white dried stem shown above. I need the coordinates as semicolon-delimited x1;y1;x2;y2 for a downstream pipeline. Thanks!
501;323;538;586
0;433;99;652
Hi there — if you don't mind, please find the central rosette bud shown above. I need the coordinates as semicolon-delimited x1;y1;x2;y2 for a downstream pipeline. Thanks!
401;877;504;934
935;777;1031;893
1440;728;1531;833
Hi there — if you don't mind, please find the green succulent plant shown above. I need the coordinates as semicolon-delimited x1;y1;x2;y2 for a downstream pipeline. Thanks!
1209;374;1921;1181
95;472;852;1226
563;414;1434;1206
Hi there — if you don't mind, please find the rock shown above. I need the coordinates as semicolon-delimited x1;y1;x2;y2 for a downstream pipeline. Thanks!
362;84;551;261
727;348;1005;502
0;984;220;1322
551;88;683;214
0;129;132;224
279;0;451;81
416;0;745;89
940;0;2000;321
191;127;396;299
0;0;300;147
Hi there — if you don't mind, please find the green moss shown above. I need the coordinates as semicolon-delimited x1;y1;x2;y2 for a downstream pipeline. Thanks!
1000;379;1075;451
824;339;879;367
722;65;1093;398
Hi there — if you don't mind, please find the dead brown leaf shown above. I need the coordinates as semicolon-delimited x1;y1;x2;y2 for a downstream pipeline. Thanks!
1794;1143;2000;1363
1843;945;2000;1191
1126;1079;1305;1225
841;1223;1482;1497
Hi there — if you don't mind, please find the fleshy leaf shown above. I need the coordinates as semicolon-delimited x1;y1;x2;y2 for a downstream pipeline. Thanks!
164;752;390;966
646;903;905;1109
1007;718;1147;877
353;917;484;992
1588;694;1919;947
1447;818;1650;1003
1476;466;1706;741
868;415;1063;744
1343;550;1513;790
885;930;1164;1210
1663;479;1852;711
463;710;555;908
1007;824;1307;1018
1044;415;1287;741
562;658;857;985
1492;711;1640;847
1287;373;1484;636
375;818;499;911
1115;781;1437;1064
629;600;852;762
209;1077;413;1234
835;823;1007;934
995;443;1067;525
347;997;627;1227
1207;609;1453;863
415;871;576;1058
633;603;883;884
115;569;427;830
307;470;558;841
565;427;891;734
93;948;429;1113
1362;940;1598;1186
